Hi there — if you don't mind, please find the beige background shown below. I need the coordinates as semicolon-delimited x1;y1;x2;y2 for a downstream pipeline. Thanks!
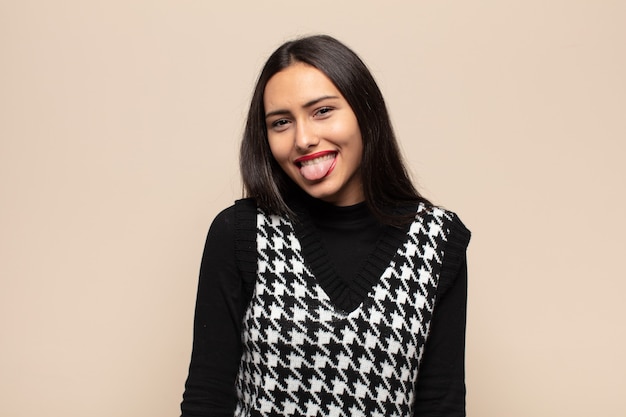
1;1;625;416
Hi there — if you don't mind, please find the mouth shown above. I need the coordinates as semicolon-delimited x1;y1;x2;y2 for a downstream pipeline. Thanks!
295;150;337;167
294;151;337;181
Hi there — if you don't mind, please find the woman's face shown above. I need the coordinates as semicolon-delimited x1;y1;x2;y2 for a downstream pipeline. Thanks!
264;62;364;206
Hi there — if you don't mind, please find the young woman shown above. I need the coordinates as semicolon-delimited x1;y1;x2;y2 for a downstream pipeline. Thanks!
181;35;471;417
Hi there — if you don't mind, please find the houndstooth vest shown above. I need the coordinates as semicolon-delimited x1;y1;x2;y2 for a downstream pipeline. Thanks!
234;204;454;417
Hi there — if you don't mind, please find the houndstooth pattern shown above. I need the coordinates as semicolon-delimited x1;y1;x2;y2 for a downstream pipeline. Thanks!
234;205;452;417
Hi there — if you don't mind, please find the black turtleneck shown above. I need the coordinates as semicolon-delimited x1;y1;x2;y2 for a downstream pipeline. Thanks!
307;200;384;288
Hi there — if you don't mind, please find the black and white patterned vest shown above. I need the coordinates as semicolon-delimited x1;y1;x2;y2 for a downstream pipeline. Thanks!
235;205;453;417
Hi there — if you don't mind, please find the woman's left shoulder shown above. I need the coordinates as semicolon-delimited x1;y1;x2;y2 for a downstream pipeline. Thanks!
419;205;472;293
416;204;471;250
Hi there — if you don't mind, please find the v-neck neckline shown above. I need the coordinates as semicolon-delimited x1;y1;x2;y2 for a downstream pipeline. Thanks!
290;199;411;313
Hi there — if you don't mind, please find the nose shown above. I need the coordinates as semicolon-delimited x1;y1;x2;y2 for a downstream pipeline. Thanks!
294;120;319;152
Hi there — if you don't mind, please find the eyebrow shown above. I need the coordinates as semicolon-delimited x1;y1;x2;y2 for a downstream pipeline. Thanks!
265;95;339;119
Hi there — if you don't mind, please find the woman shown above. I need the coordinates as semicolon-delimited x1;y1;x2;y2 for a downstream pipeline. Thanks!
181;35;471;417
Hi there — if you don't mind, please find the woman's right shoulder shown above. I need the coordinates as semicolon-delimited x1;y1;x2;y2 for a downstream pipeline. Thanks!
208;198;257;232
207;205;236;238
205;198;258;255
208;199;257;284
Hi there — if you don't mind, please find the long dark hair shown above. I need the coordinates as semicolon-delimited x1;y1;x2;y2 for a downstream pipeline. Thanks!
240;34;430;225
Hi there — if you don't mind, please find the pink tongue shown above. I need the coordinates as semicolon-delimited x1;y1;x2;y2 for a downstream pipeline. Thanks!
300;157;335;181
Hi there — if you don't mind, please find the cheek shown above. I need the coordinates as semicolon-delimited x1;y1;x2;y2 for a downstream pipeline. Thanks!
267;136;291;165
352;143;364;168
340;117;362;147
347;125;364;161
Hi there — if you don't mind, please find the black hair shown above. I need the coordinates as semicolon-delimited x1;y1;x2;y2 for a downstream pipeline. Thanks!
240;34;430;226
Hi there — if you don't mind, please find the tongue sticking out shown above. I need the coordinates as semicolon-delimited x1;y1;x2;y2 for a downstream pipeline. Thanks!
299;155;336;181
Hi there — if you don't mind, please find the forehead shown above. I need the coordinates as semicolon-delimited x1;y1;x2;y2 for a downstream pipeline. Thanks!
263;63;341;108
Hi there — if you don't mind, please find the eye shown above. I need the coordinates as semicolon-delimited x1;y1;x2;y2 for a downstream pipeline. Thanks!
270;118;291;132
314;107;334;118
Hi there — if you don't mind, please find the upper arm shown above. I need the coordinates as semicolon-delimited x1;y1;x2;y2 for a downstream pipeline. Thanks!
413;257;468;416
181;206;247;417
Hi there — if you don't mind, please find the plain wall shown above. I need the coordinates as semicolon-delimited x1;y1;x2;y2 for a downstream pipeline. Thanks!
1;1;625;416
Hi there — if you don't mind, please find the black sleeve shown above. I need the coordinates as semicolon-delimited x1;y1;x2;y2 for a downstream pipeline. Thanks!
180;206;245;417
413;257;468;416
413;214;471;416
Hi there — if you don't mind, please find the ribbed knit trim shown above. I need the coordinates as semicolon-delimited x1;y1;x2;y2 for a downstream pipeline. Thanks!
234;198;258;287
290;200;410;313
438;213;472;296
